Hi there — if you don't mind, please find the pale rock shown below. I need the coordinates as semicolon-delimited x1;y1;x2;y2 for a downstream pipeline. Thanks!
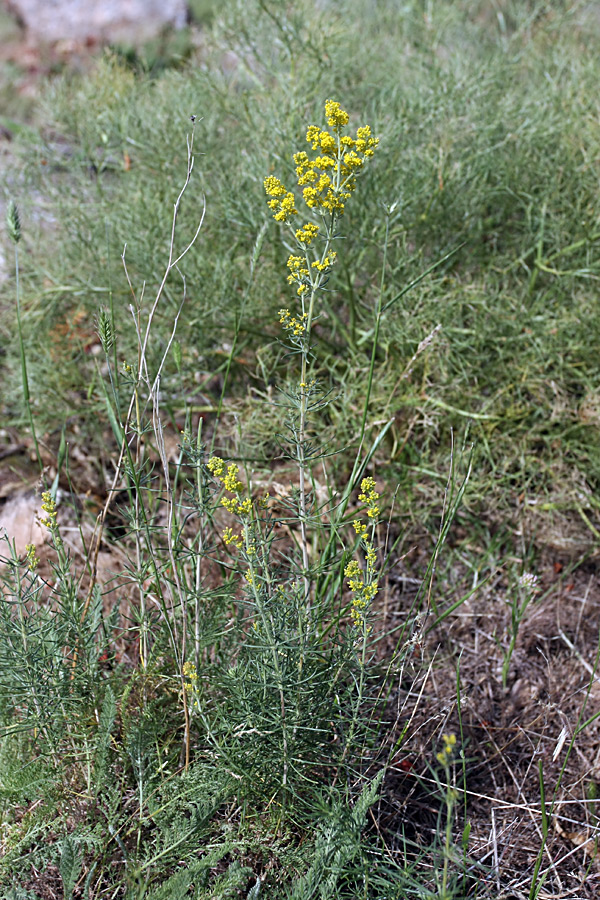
6;0;188;44
0;491;45;557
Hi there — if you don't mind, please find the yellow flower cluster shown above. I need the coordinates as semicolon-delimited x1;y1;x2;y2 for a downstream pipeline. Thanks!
358;476;380;519
286;255;310;295
279;308;308;336
324;99;350;129
264;175;298;223
345;475;382;629
40;491;57;530
264;100;378;345
223;526;243;550
208;456;252;521
344;558;378;628
25;543;39;571
296;107;379;214
295;222;320;245
264;99;379;224
436;733;457;766
311;252;336;272
183;660;198;695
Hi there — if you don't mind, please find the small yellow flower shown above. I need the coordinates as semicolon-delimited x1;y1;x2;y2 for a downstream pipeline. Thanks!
222;463;243;494
324;99;349;129
40;491;57;529
274;193;298;223
25;543;39;570
358;476;380;520
183;660;198;694
264;177;298;222
207;456;225;477
223;527;243;549
295;222;320;245
264;175;287;198
436;733;457;766
237;498;252;516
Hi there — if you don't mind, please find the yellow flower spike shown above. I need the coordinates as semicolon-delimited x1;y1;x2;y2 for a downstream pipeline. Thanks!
436;733;458;766
344;560;361;580
324;99;349;129
183;660;197;680
223;527;243;549
268;101;379;239
358;476;380;520
207;456;225;478
25;543;39;570
264;177;298;222
318;131;336;154
366;545;377;566
298;168;317;186
295;222;320;245
273;193;299;223
237;498;252;516
302;186;319;207
264;175;287;198
293;150;310;174
183;660;198;694
223;463;243;494
40;491;57;529
343;151;364;170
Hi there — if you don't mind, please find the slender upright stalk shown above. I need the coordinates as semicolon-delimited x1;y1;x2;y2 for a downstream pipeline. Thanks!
297;228;333;607
7;201;43;475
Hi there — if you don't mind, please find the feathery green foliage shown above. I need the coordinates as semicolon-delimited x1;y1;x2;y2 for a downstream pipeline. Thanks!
1;1;599;896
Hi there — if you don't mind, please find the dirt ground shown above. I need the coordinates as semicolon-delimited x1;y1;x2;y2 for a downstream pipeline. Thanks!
2;9;600;894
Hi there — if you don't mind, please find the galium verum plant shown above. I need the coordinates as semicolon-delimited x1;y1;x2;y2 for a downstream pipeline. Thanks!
0;100;391;889
264;99;379;603
183;100;382;801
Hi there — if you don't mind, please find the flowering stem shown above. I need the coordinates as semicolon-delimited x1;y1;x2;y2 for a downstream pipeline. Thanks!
297;227;333;609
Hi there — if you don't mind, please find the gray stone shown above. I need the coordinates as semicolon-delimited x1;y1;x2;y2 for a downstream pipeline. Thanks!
6;0;188;44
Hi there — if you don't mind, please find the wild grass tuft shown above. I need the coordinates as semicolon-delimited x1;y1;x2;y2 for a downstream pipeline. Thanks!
2;1;600;896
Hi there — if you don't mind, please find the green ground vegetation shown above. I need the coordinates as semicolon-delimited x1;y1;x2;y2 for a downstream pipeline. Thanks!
1;1;600;896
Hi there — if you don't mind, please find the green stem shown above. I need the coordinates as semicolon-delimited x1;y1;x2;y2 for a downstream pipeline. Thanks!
14;245;43;475
297;221;334;609
441;774;454;899
357;211;390;451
